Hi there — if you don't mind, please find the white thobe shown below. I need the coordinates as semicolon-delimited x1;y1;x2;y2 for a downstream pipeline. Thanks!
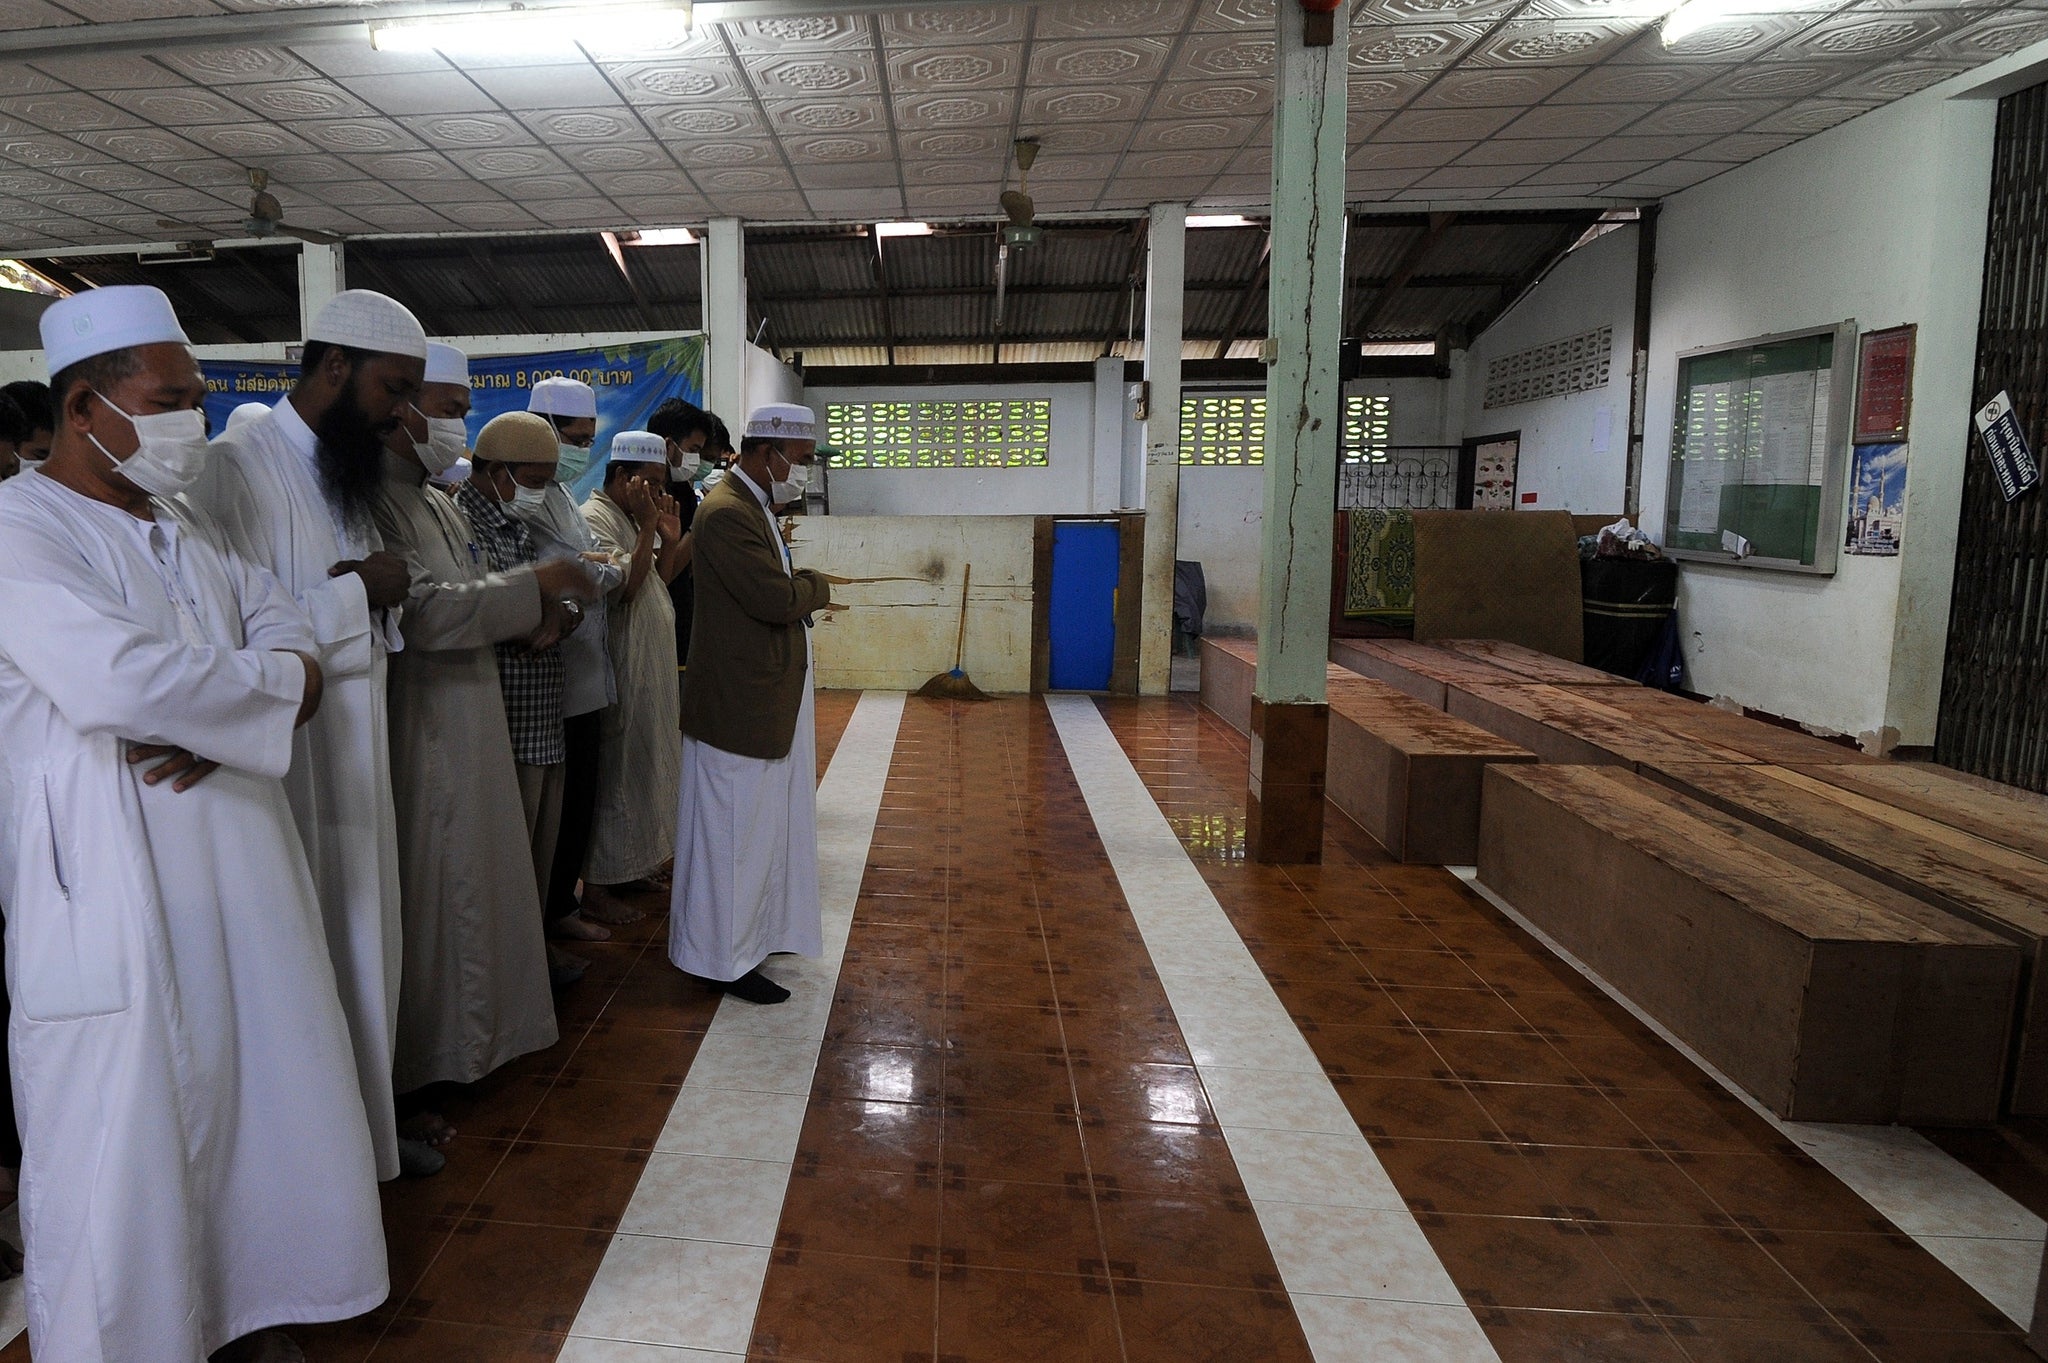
0;472;387;1362
186;399;405;1178
669;472;821;982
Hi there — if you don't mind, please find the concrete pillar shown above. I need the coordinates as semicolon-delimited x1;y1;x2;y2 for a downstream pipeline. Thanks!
1247;0;1348;864
1138;202;1186;695
705;217;748;425
298;240;345;336
1092;355;1126;512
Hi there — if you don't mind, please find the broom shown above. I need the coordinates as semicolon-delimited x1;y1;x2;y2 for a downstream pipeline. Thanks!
916;562;991;701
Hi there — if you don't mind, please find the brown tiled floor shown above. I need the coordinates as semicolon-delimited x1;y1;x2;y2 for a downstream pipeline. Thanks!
748;697;1314;1363
1096;695;2035;1363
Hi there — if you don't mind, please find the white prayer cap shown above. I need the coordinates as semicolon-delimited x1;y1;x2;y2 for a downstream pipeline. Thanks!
225;401;269;433
744;402;816;442
529;376;597;419
306;289;427;360
424;341;469;387
40;285;190;377
608;431;666;464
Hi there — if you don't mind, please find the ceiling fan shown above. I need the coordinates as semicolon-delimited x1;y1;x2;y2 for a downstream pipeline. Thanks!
156;167;343;247
994;139;1041;328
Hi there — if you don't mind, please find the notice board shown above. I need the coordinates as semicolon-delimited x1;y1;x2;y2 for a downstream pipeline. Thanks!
1662;322;1854;574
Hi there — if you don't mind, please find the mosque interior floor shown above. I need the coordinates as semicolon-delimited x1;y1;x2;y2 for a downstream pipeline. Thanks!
5;691;2043;1363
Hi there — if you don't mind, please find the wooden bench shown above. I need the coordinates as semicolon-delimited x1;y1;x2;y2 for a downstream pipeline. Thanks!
1789;762;2048;862
1581;688;1877;767
1650;761;2048;1115
1329;638;1526;709
1447;681;1757;770
1436;637;1637;688
1326;676;1536;865
1197;636;1259;736
1478;764;2020;1125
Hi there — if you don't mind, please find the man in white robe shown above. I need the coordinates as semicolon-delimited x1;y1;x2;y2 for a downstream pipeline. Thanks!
185;290;422;1181
671;405;834;1006
0;286;385;1362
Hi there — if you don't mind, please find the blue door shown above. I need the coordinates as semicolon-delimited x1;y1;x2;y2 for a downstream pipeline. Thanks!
1048;521;1120;691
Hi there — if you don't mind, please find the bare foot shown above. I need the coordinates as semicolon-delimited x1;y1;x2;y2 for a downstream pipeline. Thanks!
580;886;646;926
210;1330;305;1363
549;912;611;943
399;1112;457;1147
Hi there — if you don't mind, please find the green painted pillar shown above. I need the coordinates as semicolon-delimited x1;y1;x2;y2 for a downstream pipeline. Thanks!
1248;0;1347;864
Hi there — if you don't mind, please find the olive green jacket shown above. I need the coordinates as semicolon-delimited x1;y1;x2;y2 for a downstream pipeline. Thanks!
679;472;831;760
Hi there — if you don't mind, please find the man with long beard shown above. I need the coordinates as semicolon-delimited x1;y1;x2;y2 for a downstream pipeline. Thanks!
186;289;422;1181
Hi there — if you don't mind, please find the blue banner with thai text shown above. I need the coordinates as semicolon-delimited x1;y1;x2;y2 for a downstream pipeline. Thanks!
200;334;706;502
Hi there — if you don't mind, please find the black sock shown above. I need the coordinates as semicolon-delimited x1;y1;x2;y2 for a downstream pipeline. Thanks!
716;968;790;1005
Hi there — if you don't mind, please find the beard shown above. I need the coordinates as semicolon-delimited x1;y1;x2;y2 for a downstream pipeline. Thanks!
313;388;391;536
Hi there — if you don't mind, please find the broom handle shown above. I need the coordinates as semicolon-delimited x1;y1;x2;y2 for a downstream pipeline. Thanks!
953;563;972;669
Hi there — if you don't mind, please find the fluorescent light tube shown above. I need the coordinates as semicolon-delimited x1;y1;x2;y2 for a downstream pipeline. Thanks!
1661;0;1745;48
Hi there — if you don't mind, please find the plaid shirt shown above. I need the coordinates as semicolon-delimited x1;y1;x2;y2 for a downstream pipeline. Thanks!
454;481;565;767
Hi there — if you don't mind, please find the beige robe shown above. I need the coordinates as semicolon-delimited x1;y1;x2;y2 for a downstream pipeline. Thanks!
373;455;559;1090
581;491;680;885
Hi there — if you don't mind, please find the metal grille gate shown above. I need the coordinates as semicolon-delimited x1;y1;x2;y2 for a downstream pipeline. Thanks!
1938;81;2048;790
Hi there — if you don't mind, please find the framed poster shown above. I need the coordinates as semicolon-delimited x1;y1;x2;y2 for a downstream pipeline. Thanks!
1662;321;1855;575
1845;442;1906;556
1854;325;1915;444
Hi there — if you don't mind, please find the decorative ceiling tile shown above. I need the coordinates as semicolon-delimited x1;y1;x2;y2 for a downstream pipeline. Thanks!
0;67;67;99
440;203;545;230
887;47;1021;92
99;86;248;125
1030;37;1175;85
1130;149;1231;178
806;187;908;216
586;169;692;197
1521;157;1658;183
1412;164;1539;190
403;113;538;149
1126;117;1260;150
607;60;745;104
1620;12;1824;62
907;183;1002;211
1632;100;1780;137
47;161;172;191
1036;0;1193;38
1574;132;1713;159
1227;144;1272;174
1522;0;1674;15
349;204;460;231
1692;131;1801;161
0;92;144;133
1349;24;1490;70
707;166;799;194
558;141;670;172
649;103;763;139
1174;33;1276;78
760;99;889;137
1347;71;1438;109
1344;167;1429;193
1410;66;1583;107
742;53;883;100
702;191;809;217
673;138;779;167
1351;140;1474;170
1103;174;1222;204
345;151;463;181
383;177;504;204
1155;79;1271;117
904;156;1003;184
442;145;574;179
1746;98;1880;136
334;72;497;117
1349;109;1392;141
1690;62;1843;100
68;127;211;163
895;91;1017;130
900;129;1003;160
228;80;380;122
306;178;411;206
790;160;899;189
1771;10;1954;62
1198;0;1277;30
27;53;185;89
156;159;258;187
180;121;320;158
1374;105;1523;141
286;38;453;79
262;153;361;183
1019;85;1152;125
1025;151;1125;182
1353;0;1518;23
468;65;628;110
1496;102;1658;138
1470;19;1638;66
723;15;873;52
1548;62;1725;102
158;46;320;85
1031;124;1129;154
495;175;588;200
0;0;81;27
521;109;643;144
1454;135;1593;165
1820;59;1973;100
880;6;1030;47
616;194;714;221
296;120;428;155
1201;174;1274;203
1916;10;2048;61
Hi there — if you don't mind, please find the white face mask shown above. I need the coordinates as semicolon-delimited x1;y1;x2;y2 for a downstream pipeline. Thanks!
414;411;469;477
769;452;809;505
89;393;210;497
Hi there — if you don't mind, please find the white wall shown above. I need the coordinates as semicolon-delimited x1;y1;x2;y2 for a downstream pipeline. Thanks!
1638;88;1997;747
1452;223;1638;516
1178;375;1457;631
809;381;1112;517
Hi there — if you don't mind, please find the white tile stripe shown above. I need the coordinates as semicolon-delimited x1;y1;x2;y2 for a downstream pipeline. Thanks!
1454;866;2048;1330
566;691;907;1360
1044;695;1507;1363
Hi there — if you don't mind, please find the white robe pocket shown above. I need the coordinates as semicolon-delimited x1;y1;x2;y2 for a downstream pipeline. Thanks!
9;774;133;1023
